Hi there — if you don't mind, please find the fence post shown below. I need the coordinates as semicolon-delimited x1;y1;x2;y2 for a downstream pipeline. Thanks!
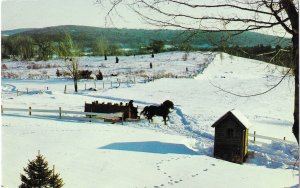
17;89;19;96
254;131;256;143
59;107;62;118
103;82;105;89
64;85;66;94
94;82;96;89
26;88;28;94
284;137;286;141
29;107;32;116
134;77;136;84
47;87;48;90
1;105;3;114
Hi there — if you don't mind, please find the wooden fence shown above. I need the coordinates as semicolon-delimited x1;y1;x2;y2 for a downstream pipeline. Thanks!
1;105;297;145
1;106;124;124
248;131;296;145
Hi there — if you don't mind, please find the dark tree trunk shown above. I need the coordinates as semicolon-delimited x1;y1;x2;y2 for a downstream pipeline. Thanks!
74;78;78;92
292;34;299;143
281;0;298;143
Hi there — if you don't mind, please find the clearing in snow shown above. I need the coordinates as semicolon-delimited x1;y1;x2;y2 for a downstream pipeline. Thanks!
2;52;299;188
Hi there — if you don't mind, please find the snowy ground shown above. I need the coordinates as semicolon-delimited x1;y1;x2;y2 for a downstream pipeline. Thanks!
2;52;299;188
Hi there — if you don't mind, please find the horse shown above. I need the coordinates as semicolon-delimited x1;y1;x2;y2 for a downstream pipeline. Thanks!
140;100;174;125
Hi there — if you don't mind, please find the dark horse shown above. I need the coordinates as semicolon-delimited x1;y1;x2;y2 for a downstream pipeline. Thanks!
140;100;174;125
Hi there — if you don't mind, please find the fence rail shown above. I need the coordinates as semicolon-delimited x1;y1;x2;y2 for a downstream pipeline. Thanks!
1;106;297;144
248;132;296;144
1;106;124;123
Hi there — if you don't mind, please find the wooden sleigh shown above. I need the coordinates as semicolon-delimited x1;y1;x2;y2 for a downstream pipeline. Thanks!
84;101;140;123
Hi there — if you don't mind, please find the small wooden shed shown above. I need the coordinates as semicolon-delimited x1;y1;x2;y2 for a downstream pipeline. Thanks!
211;109;251;164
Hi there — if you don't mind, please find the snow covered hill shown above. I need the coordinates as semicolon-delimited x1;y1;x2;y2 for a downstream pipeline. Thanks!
2;52;298;188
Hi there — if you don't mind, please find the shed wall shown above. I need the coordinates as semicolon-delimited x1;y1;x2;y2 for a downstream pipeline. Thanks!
214;116;247;163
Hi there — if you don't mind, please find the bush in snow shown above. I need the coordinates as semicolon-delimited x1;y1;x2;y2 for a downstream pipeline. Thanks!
45;64;51;68
27;64;43;69
1;71;20;79
182;53;189;61
62;71;71;77
96;70;103;80
1;64;8;69
19;151;64;188
79;70;93;79
56;69;62;77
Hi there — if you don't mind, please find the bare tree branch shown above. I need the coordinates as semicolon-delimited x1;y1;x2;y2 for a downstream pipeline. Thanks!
209;68;291;97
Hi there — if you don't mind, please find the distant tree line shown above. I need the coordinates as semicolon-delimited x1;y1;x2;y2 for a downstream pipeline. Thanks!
1;32;292;68
211;45;293;68
1;33;171;60
1;34;127;61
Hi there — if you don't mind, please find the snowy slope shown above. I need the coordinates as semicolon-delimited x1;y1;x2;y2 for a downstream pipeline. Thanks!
1;52;298;188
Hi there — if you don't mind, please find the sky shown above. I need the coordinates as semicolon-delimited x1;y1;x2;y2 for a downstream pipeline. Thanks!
1;0;291;38
1;0;146;30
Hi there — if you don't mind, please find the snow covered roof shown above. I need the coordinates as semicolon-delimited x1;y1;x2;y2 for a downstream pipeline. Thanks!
211;109;252;129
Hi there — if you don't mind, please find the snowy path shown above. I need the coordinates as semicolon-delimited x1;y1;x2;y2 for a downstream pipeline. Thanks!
2;52;298;187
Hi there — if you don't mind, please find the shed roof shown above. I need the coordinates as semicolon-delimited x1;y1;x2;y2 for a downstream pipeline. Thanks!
211;109;252;129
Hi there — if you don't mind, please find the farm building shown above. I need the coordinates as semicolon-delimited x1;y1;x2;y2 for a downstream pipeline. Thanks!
211;109;251;164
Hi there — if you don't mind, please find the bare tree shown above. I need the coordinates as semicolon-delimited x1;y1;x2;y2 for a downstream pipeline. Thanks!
59;33;81;92
65;58;80;92
98;0;299;143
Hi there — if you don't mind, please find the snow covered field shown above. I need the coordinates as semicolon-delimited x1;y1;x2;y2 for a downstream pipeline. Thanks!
2;52;299;187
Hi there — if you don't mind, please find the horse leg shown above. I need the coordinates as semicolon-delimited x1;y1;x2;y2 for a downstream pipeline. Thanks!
147;115;153;123
163;116;167;125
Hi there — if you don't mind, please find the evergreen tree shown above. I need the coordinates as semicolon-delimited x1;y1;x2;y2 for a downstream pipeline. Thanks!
19;151;64;188
49;166;64;188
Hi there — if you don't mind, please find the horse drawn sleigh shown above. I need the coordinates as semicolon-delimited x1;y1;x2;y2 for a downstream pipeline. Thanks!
84;100;174;124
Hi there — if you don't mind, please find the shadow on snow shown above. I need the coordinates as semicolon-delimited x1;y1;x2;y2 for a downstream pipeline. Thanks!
99;141;199;155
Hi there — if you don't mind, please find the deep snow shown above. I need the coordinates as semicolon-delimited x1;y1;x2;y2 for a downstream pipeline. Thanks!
1;52;299;188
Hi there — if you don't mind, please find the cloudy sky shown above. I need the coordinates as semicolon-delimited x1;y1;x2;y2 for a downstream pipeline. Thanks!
1;0;291;38
1;0;146;30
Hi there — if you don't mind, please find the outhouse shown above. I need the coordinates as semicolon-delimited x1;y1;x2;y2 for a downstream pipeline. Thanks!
211;109;251;164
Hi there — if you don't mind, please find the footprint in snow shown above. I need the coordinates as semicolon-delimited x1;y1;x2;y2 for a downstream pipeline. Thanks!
203;169;208;171
168;182;173;185
211;164;216;166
